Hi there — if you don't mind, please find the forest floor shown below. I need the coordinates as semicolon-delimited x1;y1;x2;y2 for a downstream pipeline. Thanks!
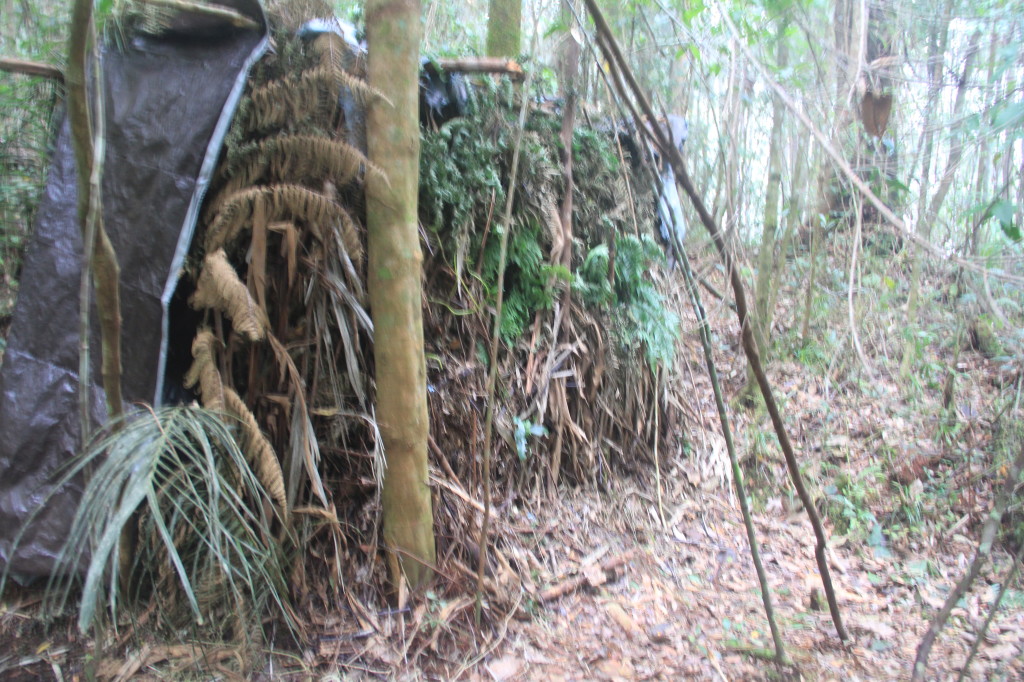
2;269;1023;681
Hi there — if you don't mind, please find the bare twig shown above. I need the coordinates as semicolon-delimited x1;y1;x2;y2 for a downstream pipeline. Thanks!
583;0;848;641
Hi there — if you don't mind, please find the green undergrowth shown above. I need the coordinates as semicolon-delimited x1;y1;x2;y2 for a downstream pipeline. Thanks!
419;80;676;363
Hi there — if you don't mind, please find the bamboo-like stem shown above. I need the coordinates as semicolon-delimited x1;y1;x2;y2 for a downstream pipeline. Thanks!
583;0;848;641
678;248;787;664
69;0;124;433
476;66;534;624
913;441;1024;681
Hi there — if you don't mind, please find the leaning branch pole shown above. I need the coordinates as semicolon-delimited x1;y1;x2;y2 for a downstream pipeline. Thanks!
582;0;848;641
679;249;787;663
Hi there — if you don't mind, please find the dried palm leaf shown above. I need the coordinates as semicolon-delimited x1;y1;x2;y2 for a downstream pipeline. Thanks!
183;328;225;412
223;387;288;517
191;249;267;341
267;332;328;508
204;184;354;255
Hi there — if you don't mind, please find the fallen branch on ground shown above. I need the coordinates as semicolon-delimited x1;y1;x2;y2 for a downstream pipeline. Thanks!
540;549;637;602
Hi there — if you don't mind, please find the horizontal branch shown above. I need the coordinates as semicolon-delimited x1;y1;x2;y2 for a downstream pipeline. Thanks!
0;57;64;83
435;57;524;79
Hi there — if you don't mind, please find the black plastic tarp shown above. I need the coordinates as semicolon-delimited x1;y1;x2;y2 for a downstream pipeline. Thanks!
0;2;268;578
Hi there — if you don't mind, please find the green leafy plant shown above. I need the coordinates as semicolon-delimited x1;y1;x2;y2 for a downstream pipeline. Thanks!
575;234;679;369
512;416;548;461
2;406;293;640
822;467;882;539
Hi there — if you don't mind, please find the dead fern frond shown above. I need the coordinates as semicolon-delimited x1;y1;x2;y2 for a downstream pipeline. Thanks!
212;135;385;206
246;65;385;134
183;329;225;413
310;31;361;76
191;249;267;341
205;184;351;253
223;387;288;517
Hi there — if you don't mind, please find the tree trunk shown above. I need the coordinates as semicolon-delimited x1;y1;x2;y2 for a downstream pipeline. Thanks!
746;23;789;398
486;0;521;57
902;29;979;377
366;0;436;591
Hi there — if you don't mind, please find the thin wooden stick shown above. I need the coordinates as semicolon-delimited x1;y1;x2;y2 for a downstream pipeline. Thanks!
137;0;259;30
476;65;535;623
678;248;787;664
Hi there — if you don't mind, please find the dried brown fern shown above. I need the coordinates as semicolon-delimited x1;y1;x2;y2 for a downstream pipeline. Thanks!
204;184;354;254
310;31;361;77
223;386;288;517
246;65;385;134
191;249;267;341
210;135;385;209
183;328;225;413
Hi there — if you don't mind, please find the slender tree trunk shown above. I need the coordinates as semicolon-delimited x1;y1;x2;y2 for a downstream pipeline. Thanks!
746;23;789;398
900;1;952;377
902;31;980;377
557;0;580;268
366;0;436;590
971;33;998;255
486;0;521;57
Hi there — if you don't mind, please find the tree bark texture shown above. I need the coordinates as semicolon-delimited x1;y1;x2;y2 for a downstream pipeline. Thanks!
486;0;521;57
366;0;436;590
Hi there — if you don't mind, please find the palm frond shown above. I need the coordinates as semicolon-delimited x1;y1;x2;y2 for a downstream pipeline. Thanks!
26;406;292;637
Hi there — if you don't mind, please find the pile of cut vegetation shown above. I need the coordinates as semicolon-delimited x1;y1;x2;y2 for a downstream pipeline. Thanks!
2;2;715;674
164;8;697;660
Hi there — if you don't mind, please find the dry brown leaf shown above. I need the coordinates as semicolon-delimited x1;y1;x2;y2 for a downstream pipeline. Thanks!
606;602;642;641
487;656;523;681
585;562;607;588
